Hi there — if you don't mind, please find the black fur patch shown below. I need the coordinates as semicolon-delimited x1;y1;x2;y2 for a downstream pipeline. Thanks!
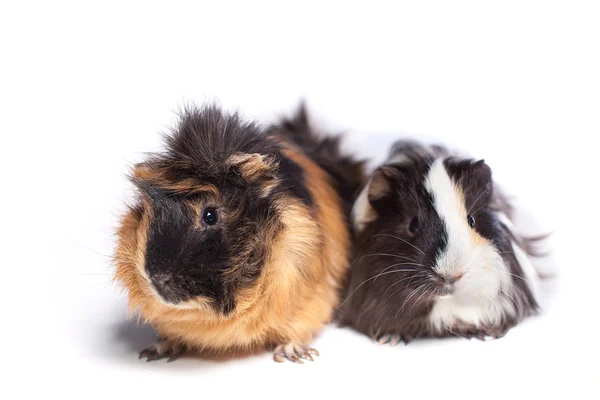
273;154;313;208
268;103;366;221
143;187;231;308
134;105;317;314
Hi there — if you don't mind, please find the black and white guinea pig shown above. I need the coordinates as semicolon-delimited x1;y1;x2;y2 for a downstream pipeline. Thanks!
337;140;544;343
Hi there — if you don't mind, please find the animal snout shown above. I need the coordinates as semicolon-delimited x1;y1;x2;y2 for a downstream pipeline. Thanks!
445;272;464;284
153;273;173;288
437;272;464;297
151;273;183;303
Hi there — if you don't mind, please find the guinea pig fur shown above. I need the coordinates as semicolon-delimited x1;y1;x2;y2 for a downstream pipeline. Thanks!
114;104;365;363
338;140;542;343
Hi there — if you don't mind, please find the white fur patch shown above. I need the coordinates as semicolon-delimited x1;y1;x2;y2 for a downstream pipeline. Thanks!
498;212;541;302
426;159;514;331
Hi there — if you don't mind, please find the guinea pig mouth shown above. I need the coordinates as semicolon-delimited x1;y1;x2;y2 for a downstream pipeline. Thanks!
437;284;456;299
150;274;187;304
435;273;464;298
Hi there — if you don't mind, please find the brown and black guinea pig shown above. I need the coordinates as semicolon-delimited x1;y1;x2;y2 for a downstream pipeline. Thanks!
113;104;365;363
338;140;545;344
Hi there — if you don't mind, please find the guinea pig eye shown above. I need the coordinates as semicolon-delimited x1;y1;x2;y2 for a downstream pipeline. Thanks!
467;215;476;228
202;208;219;226
409;216;419;233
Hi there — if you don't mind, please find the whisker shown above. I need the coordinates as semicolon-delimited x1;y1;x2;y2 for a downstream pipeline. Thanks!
491;232;516;244
495;251;519;255
509;280;527;299
408;287;431;316
373;262;425;283
86;280;115;289
481;291;503;317
508;282;527;318
77;242;114;259
445;326;466;339
492;291;515;313
371;234;435;264
507;272;535;287
500;288;518;306
467;188;489;215
403;269;431;293
352;253;420;265
500;288;521;319
396;283;428;318
462;246;485;272
382;272;429;300
66;272;113;276
338;269;420;308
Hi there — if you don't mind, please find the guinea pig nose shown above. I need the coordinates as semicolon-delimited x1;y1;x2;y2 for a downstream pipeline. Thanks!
445;273;464;284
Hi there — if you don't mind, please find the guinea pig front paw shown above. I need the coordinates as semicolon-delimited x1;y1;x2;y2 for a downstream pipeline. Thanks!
372;333;413;346
375;334;402;346
273;343;319;364
139;338;186;362
460;326;509;341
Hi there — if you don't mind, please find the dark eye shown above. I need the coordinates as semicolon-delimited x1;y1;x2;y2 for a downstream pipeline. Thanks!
202;208;219;226
409;216;419;233
467;215;476;228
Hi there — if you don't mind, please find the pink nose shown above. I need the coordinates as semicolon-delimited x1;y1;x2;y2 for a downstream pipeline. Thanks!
445;273;463;284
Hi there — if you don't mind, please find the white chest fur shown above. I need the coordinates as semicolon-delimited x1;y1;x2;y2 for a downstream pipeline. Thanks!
428;289;510;332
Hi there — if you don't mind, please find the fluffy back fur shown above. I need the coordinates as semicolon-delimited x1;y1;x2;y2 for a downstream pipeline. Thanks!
268;104;366;219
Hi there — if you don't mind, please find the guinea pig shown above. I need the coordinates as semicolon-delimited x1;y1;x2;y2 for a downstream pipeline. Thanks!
114;104;365;363
337;140;543;343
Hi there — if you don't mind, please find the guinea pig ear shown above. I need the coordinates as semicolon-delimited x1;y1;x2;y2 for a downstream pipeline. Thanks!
469;159;493;186
367;165;397;202
225;152;279;183
352;166;399;233
129;177;168;205
459;159;494;207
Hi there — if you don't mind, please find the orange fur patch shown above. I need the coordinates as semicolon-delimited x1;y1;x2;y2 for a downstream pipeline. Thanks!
226;153;276;181
133;163;220;196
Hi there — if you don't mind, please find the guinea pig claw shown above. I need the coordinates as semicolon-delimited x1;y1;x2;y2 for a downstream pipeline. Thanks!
466;326;508;341
139;348;162;362
138;339;186;362
376;334;402;346
300;351;314;361
301;347;318;359
377;334;391;345
290;355;303;364
491;330;507;340
273;343;318;364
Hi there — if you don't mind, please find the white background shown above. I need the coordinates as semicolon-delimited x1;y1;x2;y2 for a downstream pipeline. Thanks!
2;1;599;399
